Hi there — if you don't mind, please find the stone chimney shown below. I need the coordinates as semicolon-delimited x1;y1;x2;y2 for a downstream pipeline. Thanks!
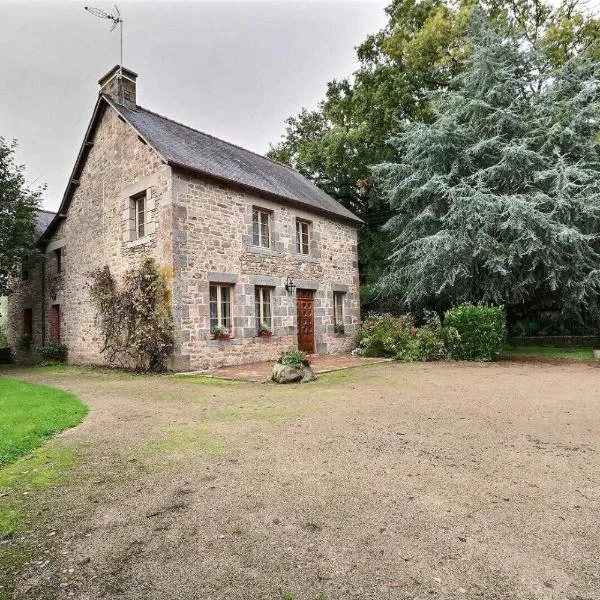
98;65;138;109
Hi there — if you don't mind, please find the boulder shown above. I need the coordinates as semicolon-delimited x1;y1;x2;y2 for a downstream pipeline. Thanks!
272;362;316;384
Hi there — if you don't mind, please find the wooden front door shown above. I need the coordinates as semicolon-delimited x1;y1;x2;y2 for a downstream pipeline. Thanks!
296;290;315;353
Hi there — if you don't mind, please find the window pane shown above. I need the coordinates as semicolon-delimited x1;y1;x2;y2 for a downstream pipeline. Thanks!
263;289;271;328
302;223;309;254
252;210;259;246
209;286;218;331
137;197;145;238
296;221;301;253
255;288;261;330
334;293;343;325
221;286;231;330
260;213;270;248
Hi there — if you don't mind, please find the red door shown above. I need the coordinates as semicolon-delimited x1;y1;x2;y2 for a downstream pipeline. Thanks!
296;290;315;353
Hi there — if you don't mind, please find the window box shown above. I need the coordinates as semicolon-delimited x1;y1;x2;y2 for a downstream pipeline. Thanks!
213;334;232;341
257;329;273;338
211;326;232;341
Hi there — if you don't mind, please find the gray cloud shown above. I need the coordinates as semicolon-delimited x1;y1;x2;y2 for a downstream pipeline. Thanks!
0;0;388;211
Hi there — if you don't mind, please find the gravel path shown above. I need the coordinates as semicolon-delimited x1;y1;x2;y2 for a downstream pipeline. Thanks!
3;360;599;599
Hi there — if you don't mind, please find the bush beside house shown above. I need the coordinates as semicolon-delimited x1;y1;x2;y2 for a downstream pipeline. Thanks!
359;304;507;362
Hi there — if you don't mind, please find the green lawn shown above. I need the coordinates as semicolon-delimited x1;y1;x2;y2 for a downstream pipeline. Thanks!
503;345;595;361
0;378;87;467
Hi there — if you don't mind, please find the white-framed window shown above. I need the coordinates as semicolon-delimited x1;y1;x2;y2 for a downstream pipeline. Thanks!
252;208;271;248
209;284;232;333
131;191;146;239
296;219;310;255
255;286;272;332
333;292;344;327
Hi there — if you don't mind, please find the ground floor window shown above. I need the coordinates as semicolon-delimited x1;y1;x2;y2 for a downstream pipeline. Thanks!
209;284;232;334
49;304;61;343
333;292;344;331
23;308;33;336
255;287;272;333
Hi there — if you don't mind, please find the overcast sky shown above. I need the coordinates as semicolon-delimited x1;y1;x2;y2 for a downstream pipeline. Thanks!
1;0;388;212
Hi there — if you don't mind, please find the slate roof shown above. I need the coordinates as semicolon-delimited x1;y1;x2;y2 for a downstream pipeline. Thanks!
36;210;56;237
106;97;362;225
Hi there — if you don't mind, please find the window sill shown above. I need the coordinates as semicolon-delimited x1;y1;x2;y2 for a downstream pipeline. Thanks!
127;235;153;248
208;338;241;347
245;246;281;257
293;253;319;263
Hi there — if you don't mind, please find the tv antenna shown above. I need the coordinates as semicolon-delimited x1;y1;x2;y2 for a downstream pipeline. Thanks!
84;5;124;101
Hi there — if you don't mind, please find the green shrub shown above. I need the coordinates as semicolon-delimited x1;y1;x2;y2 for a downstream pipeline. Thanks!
279;348;310;368
359;313;415;357
37;342;68;363
18;334;32;351
0;323;7;348
443;304;507;361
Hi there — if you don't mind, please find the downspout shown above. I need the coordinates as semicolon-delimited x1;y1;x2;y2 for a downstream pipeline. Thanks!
41;259;46;345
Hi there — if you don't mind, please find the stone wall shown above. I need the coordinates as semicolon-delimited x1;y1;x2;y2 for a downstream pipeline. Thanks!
7;104;172;365
170;170;360;370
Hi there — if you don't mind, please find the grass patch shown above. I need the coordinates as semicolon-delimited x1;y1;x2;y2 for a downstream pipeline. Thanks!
0;444;78;539
143;427;224;456
502;346;594;361
203;402;299;423
0;378;87;467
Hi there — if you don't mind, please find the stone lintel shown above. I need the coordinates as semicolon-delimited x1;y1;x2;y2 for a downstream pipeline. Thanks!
208;271;239;284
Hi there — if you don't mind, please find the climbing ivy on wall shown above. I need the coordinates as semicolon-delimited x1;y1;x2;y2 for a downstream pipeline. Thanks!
89;256;174;372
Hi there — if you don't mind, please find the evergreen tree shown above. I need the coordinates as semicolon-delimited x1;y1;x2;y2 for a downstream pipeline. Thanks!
373;13;600;322
269;0;600;290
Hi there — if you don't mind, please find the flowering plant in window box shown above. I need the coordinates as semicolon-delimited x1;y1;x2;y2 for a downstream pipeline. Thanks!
334;323;345;335
257;323;273;338
212;326;232;341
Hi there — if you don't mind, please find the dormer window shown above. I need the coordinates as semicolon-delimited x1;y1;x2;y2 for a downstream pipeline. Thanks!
252;208;271;248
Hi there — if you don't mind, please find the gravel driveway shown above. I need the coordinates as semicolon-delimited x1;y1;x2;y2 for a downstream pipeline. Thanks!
2;360;599;599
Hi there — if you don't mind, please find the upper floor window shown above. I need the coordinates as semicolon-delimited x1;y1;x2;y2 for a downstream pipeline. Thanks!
252;208;271;248
296;219;310;255
131;191;146;239
255;286;272;333
209;284;232;334
55;248;62;273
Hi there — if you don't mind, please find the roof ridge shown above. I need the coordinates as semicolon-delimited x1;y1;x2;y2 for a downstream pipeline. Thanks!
133;103;299;174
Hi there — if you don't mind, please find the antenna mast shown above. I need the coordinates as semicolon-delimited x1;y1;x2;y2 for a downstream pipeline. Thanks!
84;5;124;103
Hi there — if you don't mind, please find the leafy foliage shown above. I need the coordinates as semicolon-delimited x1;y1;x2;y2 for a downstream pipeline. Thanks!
269;0;600;289
443;304;507;361
359;306;506;361
359;313;415;357
36;342;68;363
375;12;600;321
89;256;174;372
278;348;310;368
18;334;32;351
0;138;43;296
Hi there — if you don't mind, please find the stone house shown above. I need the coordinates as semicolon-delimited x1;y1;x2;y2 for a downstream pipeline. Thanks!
7;66;362;370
